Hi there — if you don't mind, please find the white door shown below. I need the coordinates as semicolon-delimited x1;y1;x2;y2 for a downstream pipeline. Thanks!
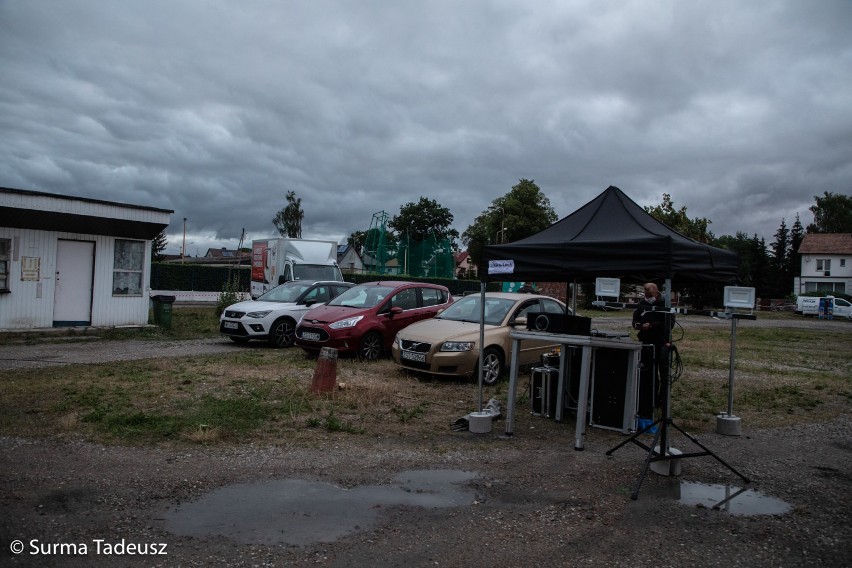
54;240;94;326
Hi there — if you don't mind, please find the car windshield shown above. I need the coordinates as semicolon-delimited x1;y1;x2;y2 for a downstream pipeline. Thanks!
328;285;395;308
437;296;516;326
257;282;314;303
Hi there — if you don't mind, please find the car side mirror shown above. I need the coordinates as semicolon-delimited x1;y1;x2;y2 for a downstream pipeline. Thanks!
512;316;528;327
389;306;403;316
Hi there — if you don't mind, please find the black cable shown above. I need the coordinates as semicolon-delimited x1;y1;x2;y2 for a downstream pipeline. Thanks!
670;320;685;343
663;343;683;383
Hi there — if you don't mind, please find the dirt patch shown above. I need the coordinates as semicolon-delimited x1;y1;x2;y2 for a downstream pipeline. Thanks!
0;317;850;566
1;411;850;567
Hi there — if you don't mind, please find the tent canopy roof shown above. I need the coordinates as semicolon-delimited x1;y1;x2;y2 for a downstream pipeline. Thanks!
483;186;739;283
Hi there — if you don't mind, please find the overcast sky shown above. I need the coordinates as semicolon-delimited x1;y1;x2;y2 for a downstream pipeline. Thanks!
2;1;850;255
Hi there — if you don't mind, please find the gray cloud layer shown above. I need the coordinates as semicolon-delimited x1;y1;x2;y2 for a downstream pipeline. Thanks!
2;1;850;254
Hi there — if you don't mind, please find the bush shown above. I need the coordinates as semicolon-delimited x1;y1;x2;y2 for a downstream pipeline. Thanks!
215;273;243;317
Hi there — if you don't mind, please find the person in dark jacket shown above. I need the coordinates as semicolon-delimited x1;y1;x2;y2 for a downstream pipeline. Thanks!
632;282;674;410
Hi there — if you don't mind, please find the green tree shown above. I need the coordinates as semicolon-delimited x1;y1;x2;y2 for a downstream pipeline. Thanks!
389;197;459;243
348;228;398;256
272;191;304;238
152;229;168;262
462;179;557;268
807;191;852;233
644;193;713;242
770;218;790;296
388;197;456;278
789;214;804;278
347;230;366;252
714;232;759;288
751;235;773;297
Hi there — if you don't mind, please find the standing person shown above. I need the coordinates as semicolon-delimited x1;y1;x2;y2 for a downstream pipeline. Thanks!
517;282;536;293
632;283;674;411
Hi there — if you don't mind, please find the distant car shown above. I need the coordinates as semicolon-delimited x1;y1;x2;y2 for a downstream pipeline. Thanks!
832;297;852;319
295;281;453;360
391;292;569;385
220;280;354;348
796;295;852;319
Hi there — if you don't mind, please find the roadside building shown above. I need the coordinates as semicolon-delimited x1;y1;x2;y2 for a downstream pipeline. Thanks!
794;233;852;295
0;186;172;330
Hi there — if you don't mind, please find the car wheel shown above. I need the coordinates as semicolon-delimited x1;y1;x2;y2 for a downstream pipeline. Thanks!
269;317;296;348
358;332;383;361
480;347;504;386
229;336;249;344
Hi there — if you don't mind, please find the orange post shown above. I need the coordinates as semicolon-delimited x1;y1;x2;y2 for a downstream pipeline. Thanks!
310;347;338;394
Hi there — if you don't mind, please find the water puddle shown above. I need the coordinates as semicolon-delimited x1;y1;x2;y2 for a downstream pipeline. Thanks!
676;482;792;516
162;469;477;545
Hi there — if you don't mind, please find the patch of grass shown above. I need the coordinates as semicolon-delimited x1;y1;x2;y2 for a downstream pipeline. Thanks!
1;317;849;445
393;403;429;423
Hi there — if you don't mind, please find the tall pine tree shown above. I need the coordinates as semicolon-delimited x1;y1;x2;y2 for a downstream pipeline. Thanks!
789;214;804;278
770;218;790;297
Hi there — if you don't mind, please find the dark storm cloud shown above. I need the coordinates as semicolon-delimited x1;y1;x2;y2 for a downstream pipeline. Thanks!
1;0;850;254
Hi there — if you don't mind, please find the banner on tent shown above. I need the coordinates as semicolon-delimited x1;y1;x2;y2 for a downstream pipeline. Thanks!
488;260;514;275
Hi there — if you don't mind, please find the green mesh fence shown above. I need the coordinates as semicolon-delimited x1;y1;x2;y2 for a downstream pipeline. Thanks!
394;234;454;279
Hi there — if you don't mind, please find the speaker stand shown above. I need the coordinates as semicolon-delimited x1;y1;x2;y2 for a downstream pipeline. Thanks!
606;411;750;500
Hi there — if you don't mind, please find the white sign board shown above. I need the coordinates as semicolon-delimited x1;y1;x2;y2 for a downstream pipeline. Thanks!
723;286;756;309
595;277;620;298
488;260;515;275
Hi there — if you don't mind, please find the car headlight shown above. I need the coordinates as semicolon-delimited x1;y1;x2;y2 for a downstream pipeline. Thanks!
441;341;475;352
246;310;272;319
329;316;364;329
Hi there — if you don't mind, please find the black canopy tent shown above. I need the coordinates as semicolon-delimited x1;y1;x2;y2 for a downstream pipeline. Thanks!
482;185;740;285
473;184;741;412
474;186;747;496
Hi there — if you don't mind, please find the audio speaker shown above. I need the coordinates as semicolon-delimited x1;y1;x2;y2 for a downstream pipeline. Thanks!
591;348;631;430
526;312;591;335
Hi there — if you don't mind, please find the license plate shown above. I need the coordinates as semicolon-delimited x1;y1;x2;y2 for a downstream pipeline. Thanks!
401;350;426;363
301;331;321;341
223;321;239;329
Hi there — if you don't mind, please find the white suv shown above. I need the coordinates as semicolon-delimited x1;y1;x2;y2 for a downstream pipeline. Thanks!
220;280;354;347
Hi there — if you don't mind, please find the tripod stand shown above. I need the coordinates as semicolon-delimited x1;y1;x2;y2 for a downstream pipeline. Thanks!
606;312;750;500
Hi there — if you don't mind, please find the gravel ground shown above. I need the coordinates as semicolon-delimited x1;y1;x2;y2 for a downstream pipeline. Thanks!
0;319;850;567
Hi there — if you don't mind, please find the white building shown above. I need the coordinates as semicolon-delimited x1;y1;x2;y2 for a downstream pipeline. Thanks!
0;187;172;330
337;244;364;275
794;233;852;295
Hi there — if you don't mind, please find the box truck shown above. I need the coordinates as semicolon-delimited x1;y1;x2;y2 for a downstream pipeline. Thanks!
251;238;343;298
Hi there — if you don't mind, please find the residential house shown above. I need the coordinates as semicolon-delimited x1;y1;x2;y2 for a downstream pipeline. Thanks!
337;244;364;275
454;251;476;279
794;233;852;295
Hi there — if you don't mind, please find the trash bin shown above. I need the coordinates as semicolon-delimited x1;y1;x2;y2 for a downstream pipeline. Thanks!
151;295;176;329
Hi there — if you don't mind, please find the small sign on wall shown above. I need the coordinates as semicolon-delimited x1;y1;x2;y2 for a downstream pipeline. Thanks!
21;256;40;281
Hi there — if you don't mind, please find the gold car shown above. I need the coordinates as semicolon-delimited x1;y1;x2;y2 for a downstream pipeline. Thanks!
391;292;569;385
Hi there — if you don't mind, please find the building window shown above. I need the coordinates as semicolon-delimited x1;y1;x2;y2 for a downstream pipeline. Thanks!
816;259;831;272
805;281;845;293
0;239;10;292
113;239;145;295
841;259;846;268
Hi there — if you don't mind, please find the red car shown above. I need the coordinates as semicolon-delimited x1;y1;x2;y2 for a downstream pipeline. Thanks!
295;281;452;360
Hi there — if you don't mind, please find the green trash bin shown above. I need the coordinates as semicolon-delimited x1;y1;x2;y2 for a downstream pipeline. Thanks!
151;295;176;329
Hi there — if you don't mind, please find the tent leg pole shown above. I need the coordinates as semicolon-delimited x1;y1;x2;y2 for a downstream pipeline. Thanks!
571;279;577;314
477;281;486;413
